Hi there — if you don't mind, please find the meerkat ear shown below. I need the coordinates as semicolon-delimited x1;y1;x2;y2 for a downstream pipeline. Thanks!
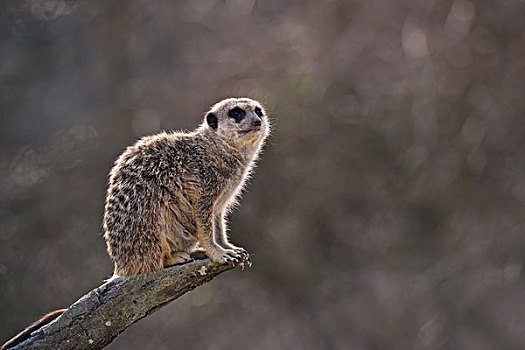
206;112;218;130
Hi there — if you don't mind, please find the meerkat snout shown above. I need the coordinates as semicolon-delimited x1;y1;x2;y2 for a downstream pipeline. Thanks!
251;116;262;127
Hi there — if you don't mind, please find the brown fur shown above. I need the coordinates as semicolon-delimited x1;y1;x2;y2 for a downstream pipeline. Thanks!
1;309;66;350
104;98;270;276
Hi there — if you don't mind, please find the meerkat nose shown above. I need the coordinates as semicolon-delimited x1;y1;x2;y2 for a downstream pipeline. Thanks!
252;118;262;127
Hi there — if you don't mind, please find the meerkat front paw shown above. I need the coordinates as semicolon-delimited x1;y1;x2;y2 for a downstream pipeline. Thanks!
210;249;243;266
230;246;246;257
232;247;252;265
225;246;252;267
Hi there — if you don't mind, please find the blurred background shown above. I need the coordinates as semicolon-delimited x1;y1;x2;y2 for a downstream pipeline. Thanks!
1;0;525;349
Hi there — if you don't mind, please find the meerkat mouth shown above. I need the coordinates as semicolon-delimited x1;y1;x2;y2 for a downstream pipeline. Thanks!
240;126;261;134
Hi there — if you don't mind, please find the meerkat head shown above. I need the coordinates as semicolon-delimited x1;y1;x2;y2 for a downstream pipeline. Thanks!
204;97;270;148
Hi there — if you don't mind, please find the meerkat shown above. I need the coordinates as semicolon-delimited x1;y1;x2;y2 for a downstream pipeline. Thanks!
104;97;270;276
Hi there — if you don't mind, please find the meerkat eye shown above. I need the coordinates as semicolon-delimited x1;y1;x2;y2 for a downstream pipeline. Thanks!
254;107;263;117
228;107;245;123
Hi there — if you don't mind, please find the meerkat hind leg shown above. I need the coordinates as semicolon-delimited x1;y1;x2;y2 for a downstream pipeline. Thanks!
164;251;192;267
190;247;208;260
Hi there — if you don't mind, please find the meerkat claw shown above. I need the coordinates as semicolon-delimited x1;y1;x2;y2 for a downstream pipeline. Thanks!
222;253;240;266
233;248;249;260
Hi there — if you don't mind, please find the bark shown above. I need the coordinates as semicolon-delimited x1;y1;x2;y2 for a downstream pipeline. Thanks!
9;259;234;350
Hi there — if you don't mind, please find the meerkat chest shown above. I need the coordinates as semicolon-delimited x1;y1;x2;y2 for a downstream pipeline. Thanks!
214;163;250;212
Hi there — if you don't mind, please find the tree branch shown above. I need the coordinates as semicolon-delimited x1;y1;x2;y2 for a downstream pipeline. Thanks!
9;259;235;350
